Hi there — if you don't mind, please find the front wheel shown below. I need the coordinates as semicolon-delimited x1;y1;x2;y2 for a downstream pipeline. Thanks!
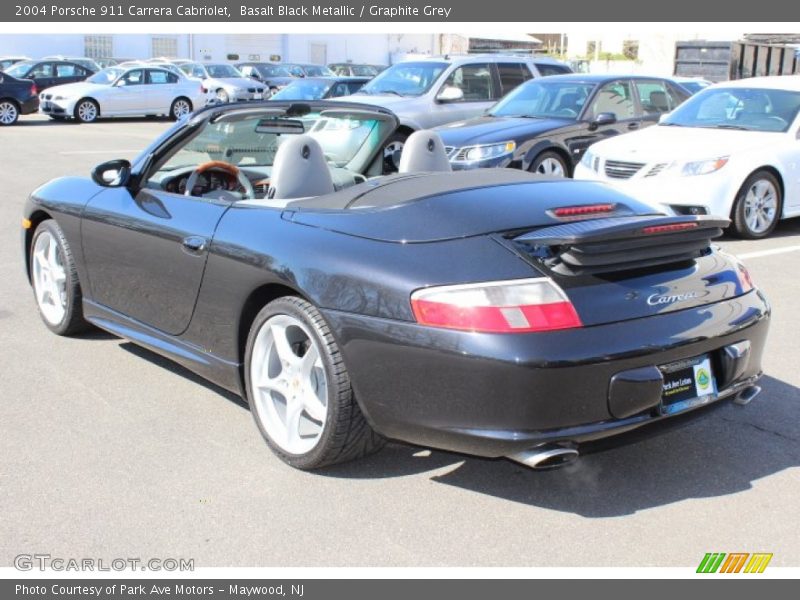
30;220;90;335
529;150;569;178
731;170;782;239
74;98;99;123
215;89;229;103
170;97;192;120
244;297;384;469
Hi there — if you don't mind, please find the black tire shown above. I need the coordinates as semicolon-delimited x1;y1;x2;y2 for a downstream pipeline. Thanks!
731;170;783;239
382;130;409;173
0;99;20;126
169;97;192;121
29;220;91;336
244;296;385;469
529;150;570;178
73;98;99;123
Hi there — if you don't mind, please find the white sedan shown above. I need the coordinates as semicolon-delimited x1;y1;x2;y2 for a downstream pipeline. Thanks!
39;65;208;123
574;76;800;238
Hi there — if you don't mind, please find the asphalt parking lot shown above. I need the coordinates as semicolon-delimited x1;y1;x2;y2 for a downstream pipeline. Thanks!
1;114;799;568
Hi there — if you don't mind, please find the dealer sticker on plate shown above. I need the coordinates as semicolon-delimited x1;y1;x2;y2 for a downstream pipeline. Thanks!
660;355;717;415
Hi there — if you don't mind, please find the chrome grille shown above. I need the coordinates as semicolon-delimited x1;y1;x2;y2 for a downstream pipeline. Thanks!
604;159;646;179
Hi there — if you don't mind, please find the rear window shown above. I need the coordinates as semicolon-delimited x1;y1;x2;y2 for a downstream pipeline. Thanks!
534;63;571;77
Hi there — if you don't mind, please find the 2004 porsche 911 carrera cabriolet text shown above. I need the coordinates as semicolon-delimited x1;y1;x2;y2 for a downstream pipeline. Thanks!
22;101;771;470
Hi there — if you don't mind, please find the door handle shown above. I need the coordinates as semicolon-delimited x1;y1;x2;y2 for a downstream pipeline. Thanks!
181;236;207;255
628;122;640;130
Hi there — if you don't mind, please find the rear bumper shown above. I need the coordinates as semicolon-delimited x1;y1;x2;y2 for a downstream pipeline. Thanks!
323;289;770;457
19;95;39;115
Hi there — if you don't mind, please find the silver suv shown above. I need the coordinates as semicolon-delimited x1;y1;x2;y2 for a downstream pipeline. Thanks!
333;54;571;170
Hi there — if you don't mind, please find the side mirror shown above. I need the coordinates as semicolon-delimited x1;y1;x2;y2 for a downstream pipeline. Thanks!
114;79;126;87
436;86;464;103
589;112;617;130
91;159;131;187
436;85;464;102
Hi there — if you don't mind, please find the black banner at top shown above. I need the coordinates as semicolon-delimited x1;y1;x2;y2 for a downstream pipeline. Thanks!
1;0;796;22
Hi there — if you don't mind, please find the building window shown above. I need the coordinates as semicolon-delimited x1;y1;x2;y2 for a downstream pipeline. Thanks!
151;36;178;59
84;35;112;59
623;40;640;60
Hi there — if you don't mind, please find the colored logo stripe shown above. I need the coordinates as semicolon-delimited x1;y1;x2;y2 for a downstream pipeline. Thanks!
744;553;773;573
697;553;726;573
697;552;773;573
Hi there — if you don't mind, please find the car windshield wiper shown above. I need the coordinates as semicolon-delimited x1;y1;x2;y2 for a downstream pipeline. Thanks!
710;124;750;131
375;89;404;96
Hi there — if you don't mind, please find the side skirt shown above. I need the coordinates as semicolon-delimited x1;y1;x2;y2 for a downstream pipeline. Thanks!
83;299;244;397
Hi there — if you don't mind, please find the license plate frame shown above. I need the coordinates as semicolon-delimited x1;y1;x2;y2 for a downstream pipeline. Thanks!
659;354;717;415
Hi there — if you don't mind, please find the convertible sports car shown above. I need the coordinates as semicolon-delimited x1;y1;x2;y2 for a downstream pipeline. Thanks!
22;101;770;470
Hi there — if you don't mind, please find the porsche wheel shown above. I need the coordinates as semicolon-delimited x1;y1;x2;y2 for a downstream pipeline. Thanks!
530;150;569;178
170;97;192;120
30;220;90;335
0;99;19;125
74;98;99;123
732;170;782;239
245;297;384;469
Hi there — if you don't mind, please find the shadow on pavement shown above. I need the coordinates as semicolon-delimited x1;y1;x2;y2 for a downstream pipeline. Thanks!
322;375;799;516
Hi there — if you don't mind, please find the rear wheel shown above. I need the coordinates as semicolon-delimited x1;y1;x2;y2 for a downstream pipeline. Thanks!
0;99;19;125
29;220;90;335
244;297;385;469
170;97;192;120
530;150;569;178
74;98;99;123
215;88;229;103
732;170;782;239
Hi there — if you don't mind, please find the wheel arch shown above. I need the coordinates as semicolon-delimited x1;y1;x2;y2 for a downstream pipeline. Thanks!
524;143;572;175
732;165;785;218
75;97;100;118
24;209;54;281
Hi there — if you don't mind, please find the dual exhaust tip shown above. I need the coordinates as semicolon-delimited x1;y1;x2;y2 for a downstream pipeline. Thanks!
507;384;762;470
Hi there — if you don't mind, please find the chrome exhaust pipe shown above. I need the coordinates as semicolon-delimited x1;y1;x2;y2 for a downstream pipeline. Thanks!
507;444;579;470
734;385;761;406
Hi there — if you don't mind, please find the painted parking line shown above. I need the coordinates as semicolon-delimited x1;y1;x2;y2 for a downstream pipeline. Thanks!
737;245;800;260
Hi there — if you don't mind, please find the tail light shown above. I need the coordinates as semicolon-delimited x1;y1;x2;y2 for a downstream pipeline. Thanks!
642;222;698;234
552;203;615;218
410;278;582;334
31;83;38;96
200;85;208;93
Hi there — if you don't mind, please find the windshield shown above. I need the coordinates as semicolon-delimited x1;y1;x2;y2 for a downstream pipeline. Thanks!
662;87;800;132
302;65;334;77
261;65;291;77
87;67;124;84
271;80;333;100
157;111;387;175
4;61;33;77
490;80;596;119
358;61;448;97
206;64;243;78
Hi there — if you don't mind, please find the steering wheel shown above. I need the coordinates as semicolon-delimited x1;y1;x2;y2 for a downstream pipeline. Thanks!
556;108;578;117
184;160;255;200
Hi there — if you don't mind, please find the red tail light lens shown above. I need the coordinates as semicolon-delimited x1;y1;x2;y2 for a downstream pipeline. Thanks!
552;203;615;218
31;83;38;96
642;222;698;234
200;85;208;93
411;278;582;334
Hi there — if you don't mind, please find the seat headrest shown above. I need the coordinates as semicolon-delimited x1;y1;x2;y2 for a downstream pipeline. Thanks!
269;134;335;200
398;129;452;173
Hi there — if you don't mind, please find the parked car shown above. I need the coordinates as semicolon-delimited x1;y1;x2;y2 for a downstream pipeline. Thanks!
671;76;713;95
119;60;186;80
270;76;370;100
0;71;38;125
235;62;296;94
96;58;135;69
0;56;30;71
334;54;572;171
574;76;800;239
328;63;384;77
42;56;101;73
178;62;267;102
283;63;335;77
39;65;207;122
21;102;769;471
436;74;690;176
4;59;93;92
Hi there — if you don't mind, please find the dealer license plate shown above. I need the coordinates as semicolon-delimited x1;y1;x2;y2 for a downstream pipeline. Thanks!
253;93;262;100
659;354;717;415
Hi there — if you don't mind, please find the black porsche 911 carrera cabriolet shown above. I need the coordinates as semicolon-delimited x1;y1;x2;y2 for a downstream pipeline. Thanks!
22;100;770;470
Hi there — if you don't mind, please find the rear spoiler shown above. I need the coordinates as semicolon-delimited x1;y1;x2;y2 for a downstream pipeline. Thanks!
513;215;729;276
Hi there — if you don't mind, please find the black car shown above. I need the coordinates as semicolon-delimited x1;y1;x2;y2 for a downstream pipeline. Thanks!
0;71;39;125
3;60;94;92
270;76;370;100
21;102;769;471
436;74;690;176
235;62;296;94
